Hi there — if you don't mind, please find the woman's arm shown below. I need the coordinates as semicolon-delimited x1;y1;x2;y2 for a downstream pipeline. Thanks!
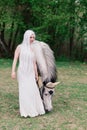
11;45;20;79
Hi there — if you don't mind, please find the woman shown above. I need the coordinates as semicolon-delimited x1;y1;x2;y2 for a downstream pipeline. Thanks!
11;30;45;117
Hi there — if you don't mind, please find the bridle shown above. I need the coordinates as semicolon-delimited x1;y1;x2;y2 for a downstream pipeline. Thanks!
45;85;55;89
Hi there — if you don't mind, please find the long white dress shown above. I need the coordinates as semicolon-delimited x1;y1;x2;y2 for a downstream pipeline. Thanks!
17;45;45;117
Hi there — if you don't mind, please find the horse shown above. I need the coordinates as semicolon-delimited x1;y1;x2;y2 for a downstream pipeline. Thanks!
31;40;60;112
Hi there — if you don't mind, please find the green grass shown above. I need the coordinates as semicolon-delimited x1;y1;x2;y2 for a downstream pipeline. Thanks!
0;59;87;130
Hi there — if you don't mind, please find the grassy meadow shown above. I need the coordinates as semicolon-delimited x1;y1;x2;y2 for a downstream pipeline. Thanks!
0;59;87;130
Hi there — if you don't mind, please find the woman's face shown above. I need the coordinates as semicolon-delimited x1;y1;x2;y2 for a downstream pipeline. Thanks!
30;34;35;43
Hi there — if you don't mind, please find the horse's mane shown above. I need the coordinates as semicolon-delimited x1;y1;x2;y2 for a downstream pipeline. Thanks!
40;42;57;83
31;40;57;84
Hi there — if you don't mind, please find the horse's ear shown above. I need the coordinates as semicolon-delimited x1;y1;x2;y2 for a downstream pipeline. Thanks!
46;82;60;88
53;82;60;86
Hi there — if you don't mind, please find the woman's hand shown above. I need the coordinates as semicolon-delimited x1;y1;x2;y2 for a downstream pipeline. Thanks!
11;72;16;79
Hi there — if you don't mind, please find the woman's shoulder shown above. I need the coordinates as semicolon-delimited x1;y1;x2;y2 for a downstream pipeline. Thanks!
16;44;22;50
15;44;21;54
17;44;21;49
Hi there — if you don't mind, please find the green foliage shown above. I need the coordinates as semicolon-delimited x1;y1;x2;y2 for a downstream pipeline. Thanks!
0;0;87;61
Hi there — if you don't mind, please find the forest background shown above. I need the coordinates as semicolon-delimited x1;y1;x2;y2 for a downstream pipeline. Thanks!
0;0;87;62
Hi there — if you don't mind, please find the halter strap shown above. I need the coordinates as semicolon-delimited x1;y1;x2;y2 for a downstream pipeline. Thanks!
45;85;55;89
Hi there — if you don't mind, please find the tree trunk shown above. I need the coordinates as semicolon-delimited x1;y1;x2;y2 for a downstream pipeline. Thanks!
8;21;14;49
69;27;74;58
0;39;8;53
0;22;12;57
12;25;19;55
1;22;8;49
69;0;75;58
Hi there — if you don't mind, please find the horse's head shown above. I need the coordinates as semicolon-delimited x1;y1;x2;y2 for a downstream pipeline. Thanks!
42;82;60;112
